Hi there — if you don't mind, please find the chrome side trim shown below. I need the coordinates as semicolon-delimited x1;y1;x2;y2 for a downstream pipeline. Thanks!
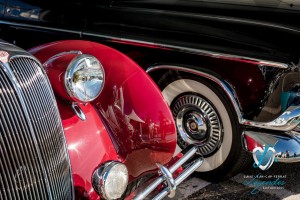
113;6;300;34
0;61;53;199
0;20;288;69
146;65;245;124
147;65;300;131
243;106;300;131
43;50;82;66
0;20;81;35
85;32;288;69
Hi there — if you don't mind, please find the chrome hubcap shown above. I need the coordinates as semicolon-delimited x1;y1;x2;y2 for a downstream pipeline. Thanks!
172;94;223;156
185;112;207;138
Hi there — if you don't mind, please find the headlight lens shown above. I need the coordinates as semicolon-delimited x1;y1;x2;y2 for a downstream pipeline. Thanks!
65;54;104;103
92;161;128;200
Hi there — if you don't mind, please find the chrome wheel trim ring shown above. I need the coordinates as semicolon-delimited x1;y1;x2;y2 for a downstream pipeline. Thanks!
172;94;223;156
162;79;233;172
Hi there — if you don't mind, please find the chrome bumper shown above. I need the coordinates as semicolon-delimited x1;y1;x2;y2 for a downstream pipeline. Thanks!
130;146;203;200
241;105;300;163
242;130;300;163
242;106;300;131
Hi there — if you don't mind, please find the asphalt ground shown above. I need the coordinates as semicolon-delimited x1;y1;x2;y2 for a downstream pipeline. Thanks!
164;162;300;200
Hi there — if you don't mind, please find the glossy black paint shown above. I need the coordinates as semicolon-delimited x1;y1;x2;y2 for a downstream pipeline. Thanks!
0;0;299;118
84;0;300;63
2;0;300;62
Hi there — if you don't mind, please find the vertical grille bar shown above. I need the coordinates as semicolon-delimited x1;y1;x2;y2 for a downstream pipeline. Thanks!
0;69;48;199
12;57;69;199
9;56;73;199
0;69;47;199
0;53;73;200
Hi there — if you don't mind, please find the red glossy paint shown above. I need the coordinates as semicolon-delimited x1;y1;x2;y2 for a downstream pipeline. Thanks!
30;40;177;185
244;134;263;152
208;58;266;114
57;98;118;199
43;53;78;101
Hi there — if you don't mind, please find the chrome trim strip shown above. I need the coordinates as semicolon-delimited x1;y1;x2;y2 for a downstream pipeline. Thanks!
43;50;82;66
147;65;300;131
0;20;81;35
146;65;245;124
0;61;53;199
243;106;300;131
84;32;289;69
111;6;300;34
0;20;288;69
82;32;289;69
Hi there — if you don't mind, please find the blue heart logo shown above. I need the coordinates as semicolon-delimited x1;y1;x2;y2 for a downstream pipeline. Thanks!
253;146;276;171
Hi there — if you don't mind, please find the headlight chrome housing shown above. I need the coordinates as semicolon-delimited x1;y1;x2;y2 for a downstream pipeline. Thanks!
92;161;129;199
65;54;105;103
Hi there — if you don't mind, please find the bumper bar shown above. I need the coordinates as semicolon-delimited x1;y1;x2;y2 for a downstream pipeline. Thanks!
242;130;300;163
242;106;300;131
153;158;203;200
133;146;203;200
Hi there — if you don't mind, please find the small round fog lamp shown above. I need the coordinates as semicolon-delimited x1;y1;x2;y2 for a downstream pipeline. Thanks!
65;54;105;103
92;161;128;199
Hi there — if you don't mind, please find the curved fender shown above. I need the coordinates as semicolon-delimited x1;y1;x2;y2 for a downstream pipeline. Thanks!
57;98;117;199
29;40;177;180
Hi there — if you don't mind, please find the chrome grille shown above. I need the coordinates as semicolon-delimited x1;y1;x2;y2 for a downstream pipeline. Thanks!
0;56;73;199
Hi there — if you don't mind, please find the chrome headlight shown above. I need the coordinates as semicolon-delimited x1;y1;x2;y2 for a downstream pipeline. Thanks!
92;161;129;199
65;54;105;103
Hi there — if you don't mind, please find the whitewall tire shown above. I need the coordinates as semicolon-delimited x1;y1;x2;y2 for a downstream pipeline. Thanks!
158;72;251;181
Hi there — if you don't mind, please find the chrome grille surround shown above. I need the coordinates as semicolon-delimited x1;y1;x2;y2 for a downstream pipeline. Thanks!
0;41;73;200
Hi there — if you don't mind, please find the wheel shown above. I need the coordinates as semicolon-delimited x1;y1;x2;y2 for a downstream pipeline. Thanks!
158;71;251;181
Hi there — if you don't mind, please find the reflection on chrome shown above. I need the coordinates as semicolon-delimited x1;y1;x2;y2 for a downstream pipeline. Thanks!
65;54;105;103
243;106;300;131
243;130;300;163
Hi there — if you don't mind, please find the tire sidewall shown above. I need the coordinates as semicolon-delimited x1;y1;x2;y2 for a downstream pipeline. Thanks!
161;77;241;176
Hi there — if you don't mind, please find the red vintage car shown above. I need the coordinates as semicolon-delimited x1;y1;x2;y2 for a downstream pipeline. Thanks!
0;39;202;199
1;0;300;184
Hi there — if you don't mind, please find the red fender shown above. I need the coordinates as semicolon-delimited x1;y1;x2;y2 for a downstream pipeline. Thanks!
29;40;177;197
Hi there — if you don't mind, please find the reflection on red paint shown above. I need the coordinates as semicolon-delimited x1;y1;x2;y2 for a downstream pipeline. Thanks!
110;39;171;50
30;40;177;199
